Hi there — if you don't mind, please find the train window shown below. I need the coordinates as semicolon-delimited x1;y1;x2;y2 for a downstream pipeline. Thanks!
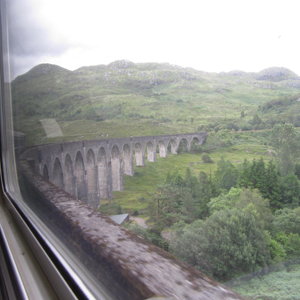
1;0;300;299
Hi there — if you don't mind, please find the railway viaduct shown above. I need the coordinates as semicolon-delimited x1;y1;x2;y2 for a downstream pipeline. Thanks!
22;132;207;209
19;131;244;298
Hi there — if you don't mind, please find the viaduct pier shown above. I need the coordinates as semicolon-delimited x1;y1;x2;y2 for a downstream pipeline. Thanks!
22;132;207;208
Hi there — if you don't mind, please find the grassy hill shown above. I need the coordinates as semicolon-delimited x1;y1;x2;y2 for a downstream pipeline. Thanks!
11;60;300;145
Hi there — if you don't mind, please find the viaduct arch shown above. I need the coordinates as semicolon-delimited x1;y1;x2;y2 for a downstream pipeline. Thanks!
23;132;207;209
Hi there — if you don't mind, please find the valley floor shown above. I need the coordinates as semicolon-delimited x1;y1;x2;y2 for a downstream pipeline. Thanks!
108;140;270;214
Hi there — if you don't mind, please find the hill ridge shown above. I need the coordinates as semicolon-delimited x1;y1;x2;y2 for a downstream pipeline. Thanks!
11;60;300;145
14;61;299;82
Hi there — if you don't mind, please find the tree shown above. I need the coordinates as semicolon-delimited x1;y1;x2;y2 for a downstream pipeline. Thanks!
208;188;272;229
214;158;238;191
184;168;198;194
181;169;203;221
263;160;282;208
148;183;185;229
264;231;286;262
279;174;300;207
194;171;217;218
238;159;282;209
238;159;252;188
273;232;300;258
170;208;271;280
208;187;241;214
238;158;267;190
249;158;267;191
271;123;300;175
182;171;217;220
149;169;217;226
272;207;300;235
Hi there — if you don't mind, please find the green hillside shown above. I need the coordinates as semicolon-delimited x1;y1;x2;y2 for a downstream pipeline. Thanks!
11;60;300;145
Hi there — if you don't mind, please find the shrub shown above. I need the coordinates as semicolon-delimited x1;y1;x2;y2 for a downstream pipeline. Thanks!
202;154;214;163
170;208;271;280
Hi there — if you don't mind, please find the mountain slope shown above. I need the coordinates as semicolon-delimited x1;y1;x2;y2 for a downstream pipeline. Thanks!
11;60;300;145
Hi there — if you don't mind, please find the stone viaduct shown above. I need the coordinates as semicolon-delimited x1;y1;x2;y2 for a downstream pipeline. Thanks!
22;132;207;209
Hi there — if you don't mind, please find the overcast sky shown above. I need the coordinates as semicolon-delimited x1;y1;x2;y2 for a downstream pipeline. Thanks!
6;0;300;78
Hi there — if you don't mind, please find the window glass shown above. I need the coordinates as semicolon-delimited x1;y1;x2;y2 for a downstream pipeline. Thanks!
3;0;300;299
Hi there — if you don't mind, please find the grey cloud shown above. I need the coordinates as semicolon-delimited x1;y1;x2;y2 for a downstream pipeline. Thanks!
7;0;75;76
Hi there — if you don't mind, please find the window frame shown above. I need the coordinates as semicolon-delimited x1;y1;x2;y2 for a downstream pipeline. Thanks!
0;2;98;299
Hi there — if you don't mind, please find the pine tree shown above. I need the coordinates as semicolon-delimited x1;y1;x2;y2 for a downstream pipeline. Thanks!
263;160;281;208
238;159;251;188
214;158;238;191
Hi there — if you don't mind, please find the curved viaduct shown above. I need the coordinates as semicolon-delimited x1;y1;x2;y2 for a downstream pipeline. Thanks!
23;132;207;209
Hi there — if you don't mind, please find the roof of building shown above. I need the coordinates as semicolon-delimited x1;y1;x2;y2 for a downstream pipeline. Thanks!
109;213;129;225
